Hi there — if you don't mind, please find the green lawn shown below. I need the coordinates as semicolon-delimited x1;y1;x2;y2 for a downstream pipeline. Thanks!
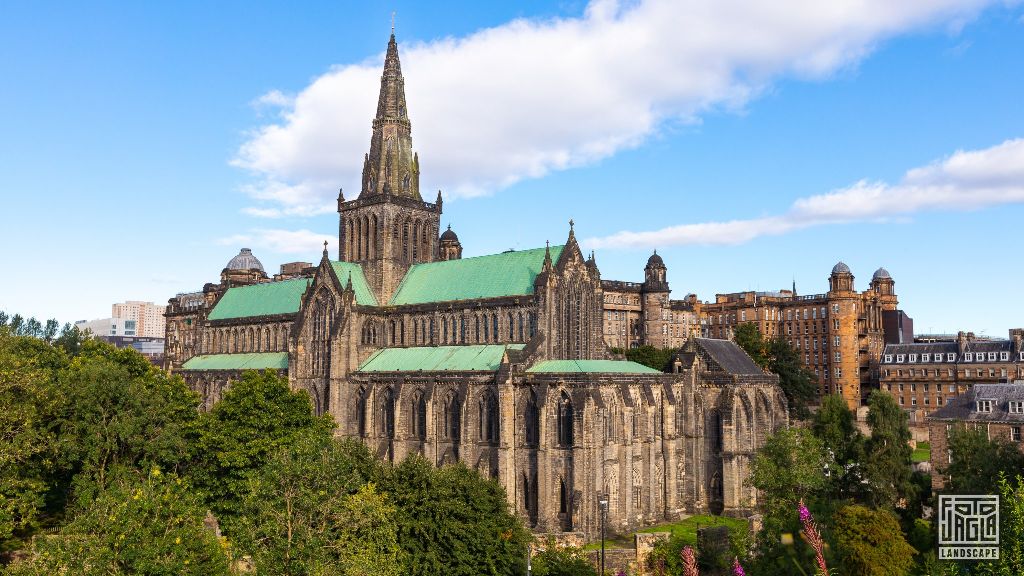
912;441;931;463
583;514;748;550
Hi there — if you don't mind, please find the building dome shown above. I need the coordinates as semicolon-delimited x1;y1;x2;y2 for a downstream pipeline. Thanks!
831;261;851;275
440;225;459;242
646;250;665;268
225;248;264;272
873;267;891;280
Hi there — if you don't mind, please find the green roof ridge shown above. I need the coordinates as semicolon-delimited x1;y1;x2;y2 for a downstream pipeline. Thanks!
208;278;311;320
182;352;288;371
329;261;378;306
389;245;564;306
357;344;525;372
525;359;662;374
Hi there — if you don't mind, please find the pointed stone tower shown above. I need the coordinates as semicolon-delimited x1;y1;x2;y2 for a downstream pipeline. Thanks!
338;33;442;304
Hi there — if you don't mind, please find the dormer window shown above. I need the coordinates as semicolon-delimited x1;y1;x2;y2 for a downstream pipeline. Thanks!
1001;352;1009;361
977;399;993;413
965;353;973;362
909;354;918;363
948;353;957;362
1009;401;1024;415
922;353;930;362
988;352;997;362
897;354;905;363
884;354;894;363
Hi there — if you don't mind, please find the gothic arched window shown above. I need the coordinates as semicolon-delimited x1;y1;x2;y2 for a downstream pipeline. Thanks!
479;391;499;443
444;392;460;441
356;387;368;437
525;389;539;446
492;314;499;343
518;312;524;341
381;388;395;439
410;390;426;440
557;391;574;447
508;312;515;340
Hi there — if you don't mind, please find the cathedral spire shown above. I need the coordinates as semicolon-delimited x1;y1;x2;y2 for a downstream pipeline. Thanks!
360;33;420;200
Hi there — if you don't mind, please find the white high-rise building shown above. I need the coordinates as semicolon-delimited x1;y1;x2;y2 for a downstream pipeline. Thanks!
111;301;166;338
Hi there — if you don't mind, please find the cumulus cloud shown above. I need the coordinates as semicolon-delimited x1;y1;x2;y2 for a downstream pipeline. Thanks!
585;138;1024;248
233;0;1003;217
217;229;337;255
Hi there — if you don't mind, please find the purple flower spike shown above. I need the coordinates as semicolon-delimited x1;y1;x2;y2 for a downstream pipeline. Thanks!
681;545;699;576
732;557;746;576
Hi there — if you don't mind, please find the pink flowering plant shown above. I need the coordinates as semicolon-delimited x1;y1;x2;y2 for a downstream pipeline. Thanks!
798;499;830;576
680;545;699;576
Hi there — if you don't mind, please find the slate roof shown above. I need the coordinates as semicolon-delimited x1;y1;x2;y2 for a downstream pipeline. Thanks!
356;344;525;372
182;352;288;371
883;342;958;358
329;261;379;306
389;246;564;305
927;383;1024;423
526;360;662;374
694;338;764;375
208;278;312;320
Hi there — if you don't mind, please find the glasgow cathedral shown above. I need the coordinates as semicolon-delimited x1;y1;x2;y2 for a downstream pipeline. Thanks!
164;34;787;538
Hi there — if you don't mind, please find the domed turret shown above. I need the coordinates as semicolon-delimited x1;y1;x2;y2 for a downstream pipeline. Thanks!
829;261;854;292
221;248;268;286
438;224;462;261
872;267;891;280
643;250;669;292
226;248;264;272
831;261;851;275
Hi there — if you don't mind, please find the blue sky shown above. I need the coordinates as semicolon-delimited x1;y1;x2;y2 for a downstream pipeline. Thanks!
1;1;1022;338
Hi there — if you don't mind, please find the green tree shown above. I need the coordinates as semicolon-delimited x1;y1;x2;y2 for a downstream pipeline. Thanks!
734;322;768;367
766;337;817;420
5;468;231;576
531;541;597;576
189;370;333;530
55;339;201;504
42;319;59;342
53;323;86;356
0;331;67;550
9;314;24;335
747;427;831;575
863;391;915;510
832;504;916;576
235;432;401;575
380;456;530;576
812;394;866;500
943;425;1024;495
616;345;674;372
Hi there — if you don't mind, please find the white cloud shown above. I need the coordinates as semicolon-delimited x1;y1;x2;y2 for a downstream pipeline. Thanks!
233;0;1004;217
217;229;337;255
585;138;1024;248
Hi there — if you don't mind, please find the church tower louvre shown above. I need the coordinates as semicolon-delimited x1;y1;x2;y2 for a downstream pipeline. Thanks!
338;33;442;304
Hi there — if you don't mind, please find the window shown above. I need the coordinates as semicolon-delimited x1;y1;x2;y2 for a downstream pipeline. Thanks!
1002;369;1008;378
1001;352;1009;361
978;399;993;413
990;368;996;378
1010;401;1024;415
833;319;840;330
1014;427;1022;442
909;354;918;363
897;354;905;363
948;353;956;362
884;354;893;363
988;352;997;362
965;353;973;362
922;353;930;362
912;397;917;406
557;392;574;447
833;304;840;314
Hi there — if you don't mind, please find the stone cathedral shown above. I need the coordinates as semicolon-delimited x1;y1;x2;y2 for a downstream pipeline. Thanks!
165;34;788;539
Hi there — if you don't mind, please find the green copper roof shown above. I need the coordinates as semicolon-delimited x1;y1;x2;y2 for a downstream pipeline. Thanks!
181;352;288;371
330;261;378;306
357;344;525;372
526;360;662;374
208;278;311;320
389;246;564;305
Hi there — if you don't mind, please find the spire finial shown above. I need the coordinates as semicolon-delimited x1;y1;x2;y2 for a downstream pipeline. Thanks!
323;240;329;258
447;224;451;231
346;271;353;291
391;11;396;34
653;248;657;255
569;218;574;231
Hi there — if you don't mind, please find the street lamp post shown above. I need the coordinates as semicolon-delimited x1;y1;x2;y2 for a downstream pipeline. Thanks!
599;497;608;575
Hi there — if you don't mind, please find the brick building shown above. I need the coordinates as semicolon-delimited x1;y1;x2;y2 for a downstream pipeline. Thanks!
881;330;1024;428
693;264;900;409
926;382;1024;490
